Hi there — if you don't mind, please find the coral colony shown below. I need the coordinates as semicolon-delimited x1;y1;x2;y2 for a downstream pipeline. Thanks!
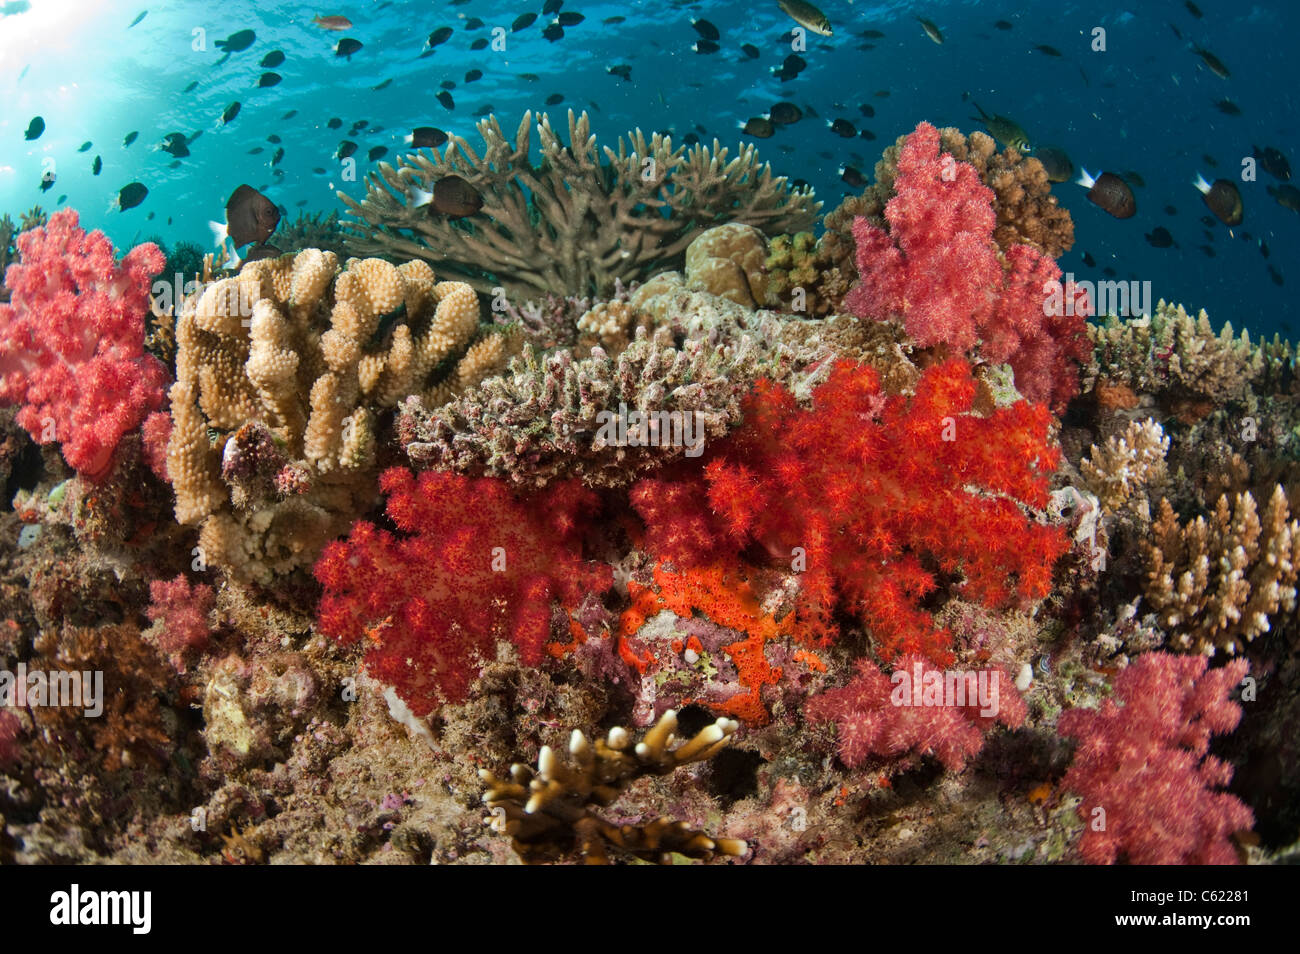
0;113;1295;868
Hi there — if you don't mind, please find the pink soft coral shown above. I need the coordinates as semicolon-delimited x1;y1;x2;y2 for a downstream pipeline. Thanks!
845;122;1090;411
1058;652;1253;865
0;209;168;478
146;575;216;670
315;468;612;716
806;654;1028;772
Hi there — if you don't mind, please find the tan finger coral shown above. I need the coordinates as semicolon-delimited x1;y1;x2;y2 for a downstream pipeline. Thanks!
167;249;496;583
1145;485;1300;654
1081;419;1170;517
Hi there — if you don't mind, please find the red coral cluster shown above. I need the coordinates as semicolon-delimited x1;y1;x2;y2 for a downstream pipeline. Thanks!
845;121;1091;411
807;655;1027;772
630;358;1067;664
1058;652;1254;865
315;468;611;715
0;210;168;478
146;575;216;671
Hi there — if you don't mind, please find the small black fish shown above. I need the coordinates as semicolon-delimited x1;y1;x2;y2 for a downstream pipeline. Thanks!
692;18;719;41
1258;240;1269;259
215;29;256;57
258;72;282;88
160;132;190;157
1033;44;1062;57
1253;145;1291;181
1268;264;1283;285
841;165;868;188
770;102;803;124
437;90;454;110
77;141;92;152
261;50;285;68
783;54;806;73
222;102;240;124
557;12;584;26
861;29;885;38
335;38;363;59
327;117;342;129
128;10;147;29
858;103;875;118
1215;99;1242;116
1192;45;1229;78
39;173;54;193
247;147;265;155
859;129;877;141
428;26;453;47
1080;170;1136;218
123;130;139;146
117;182;147;211
281;110;298;120
1198;245;1216;258
92;155;102;175
1102;267;1117;278
875;89;890;98
543;23;564;41
224;184;280;246
336;140;357;159
267;134;281;144
470;37;488;50
429;175;483;218
1164;205;1178;215
543;0;563;13
741;43;760;59
465;69;482;82
412;126;448;148
683;133;701;146
1200;215;1217;228
1145;226;1174;248
608;64;632;81
466;17;485;29
520;73;540;82
1123;170;1146;188
271;147;285;166
512;13;536;31
604;16;625;25
742;117;775;139
24;116;44;140
440;81;456;90
473;104;493;117
1203;153;1218;168
368;146;388;161
829;118;856;138
1186;1;1203;18
1082;251;1097;267
183;81;199;93
994;20;1013;30
1196;175;1243;226
546;93;564;105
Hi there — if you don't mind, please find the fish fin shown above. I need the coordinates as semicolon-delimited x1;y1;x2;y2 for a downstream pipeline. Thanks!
208;220;229;249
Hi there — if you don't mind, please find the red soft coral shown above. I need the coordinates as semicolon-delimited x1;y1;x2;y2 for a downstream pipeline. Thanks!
1058;652;1254;865
315;468;612;715
0;209;168;478
846;122;1091;411
631;358;1067;664
146;575;216;671
806;654;1027;772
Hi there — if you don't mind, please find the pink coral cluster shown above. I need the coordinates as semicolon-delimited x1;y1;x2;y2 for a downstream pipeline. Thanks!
0;209;168;478
845;122;1091;411
146;575;216;670
1058;652;1254;864
807;655;1027;772
315;468;612;715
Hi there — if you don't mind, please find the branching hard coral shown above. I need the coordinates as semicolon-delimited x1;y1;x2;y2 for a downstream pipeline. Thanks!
1144;486;1299;654
1058;652;1253;864
0;209;169;479
1080;418;1169;517
480;709;747;864
807;654;1027;772
314;467;612;716
630;358;1069;663
1086;301;1265;409
276;210;348;257
167;248;504;582
338;110;819;301
845;122;1090;412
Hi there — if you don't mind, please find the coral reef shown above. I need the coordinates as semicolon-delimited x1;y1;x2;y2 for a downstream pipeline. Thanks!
844;122;1090;411
166;248;503;582
0;210;169;478
1144;486;1299;654
1080;418;1170;516
480;709;746;864
276;210;349;257
1059;652;1253;864
338;110;819;301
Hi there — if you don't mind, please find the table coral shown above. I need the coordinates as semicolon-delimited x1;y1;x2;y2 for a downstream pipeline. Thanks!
1058;652;1253;864
338;110;819;301
844;122;1090;412
166;249;504;582
630;357;1069;663
0;209;169;478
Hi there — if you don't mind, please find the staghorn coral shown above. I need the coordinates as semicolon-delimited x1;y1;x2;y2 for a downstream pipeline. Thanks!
479;709;747;864
0;210;169;479
1086;301;1266;409
1144;486;1299;654
338;110;819;301
1080;418;1170;516
1058;652;1253;864
845;122;1090;412
166;248;498;583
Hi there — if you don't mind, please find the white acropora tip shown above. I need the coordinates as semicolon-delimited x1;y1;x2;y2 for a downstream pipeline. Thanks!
1075;168;1097;189
1193;172;1212;194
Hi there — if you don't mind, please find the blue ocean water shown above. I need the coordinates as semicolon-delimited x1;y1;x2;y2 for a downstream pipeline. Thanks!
1;0;1295;338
